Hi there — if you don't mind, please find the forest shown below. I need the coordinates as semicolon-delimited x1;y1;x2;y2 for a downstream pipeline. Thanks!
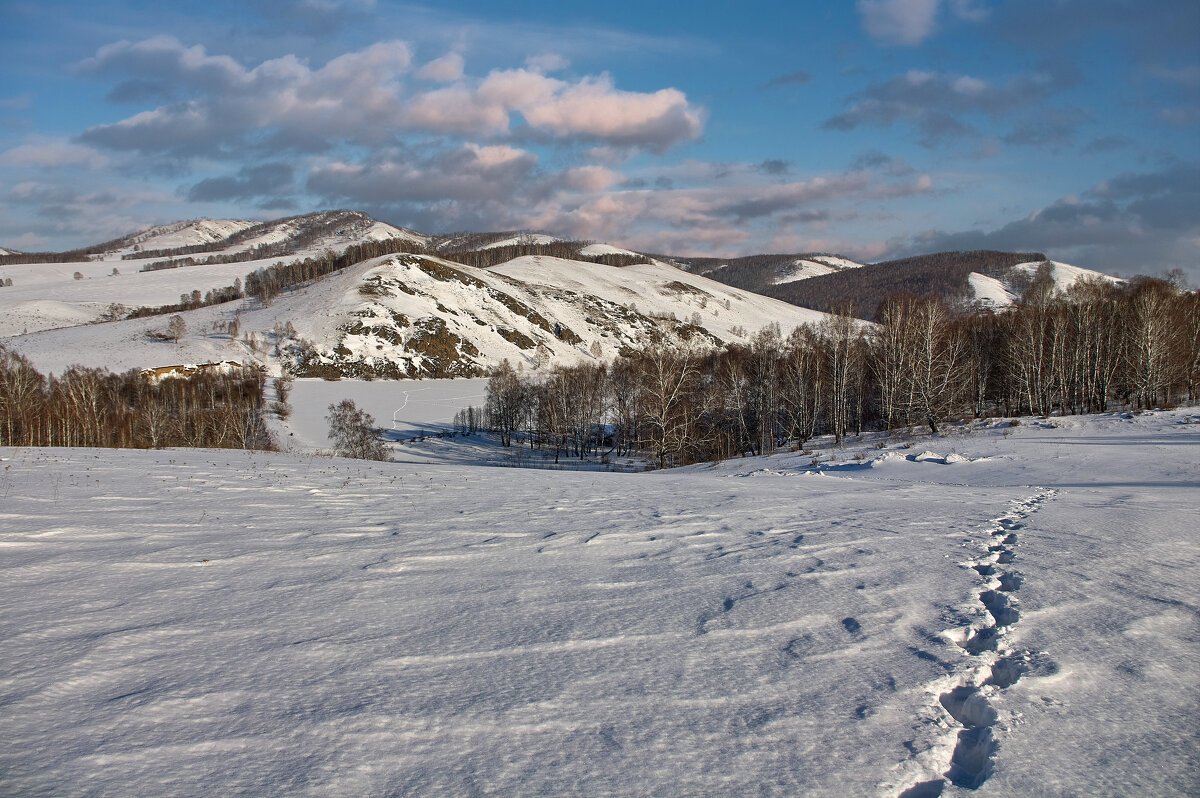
479;274;1200;468
0;350;274;450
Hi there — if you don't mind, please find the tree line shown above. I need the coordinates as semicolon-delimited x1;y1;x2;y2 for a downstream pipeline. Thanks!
244;237;426;305
440;239;651;270
0;346;274;450
483;275;1199;468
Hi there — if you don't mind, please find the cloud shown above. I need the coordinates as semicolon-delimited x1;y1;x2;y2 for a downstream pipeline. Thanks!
308;143;540;206
0;93;34;110
1002;108;1092;148
857;0;941;46
824;68;1064;146
888;162;1200;279
77;38;703;156
301;141;936;259
762;70;812;89
10;232;50;249
526;170;935;255
105;79;175;104
521;75;703;151
992;0;1199;63
79;37;415;155
186;162;295;202
857;0;989;46
525;54;569;74
0;138;109;169
418;52;464;82
0;180;183;250
558;166;622;193
1082;135;1131;154
244;0;378;35
850;150;916;176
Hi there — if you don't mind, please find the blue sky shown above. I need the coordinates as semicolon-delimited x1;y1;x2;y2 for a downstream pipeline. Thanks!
2;0;1197;279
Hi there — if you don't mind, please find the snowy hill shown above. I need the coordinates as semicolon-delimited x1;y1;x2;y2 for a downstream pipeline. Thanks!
964;259;1123;309
1;235;829;377
673;252;868;294
113;218;258;254
105;210;424;260
0;212;1125;376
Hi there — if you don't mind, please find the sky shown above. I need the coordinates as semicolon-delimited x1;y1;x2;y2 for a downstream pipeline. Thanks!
1;0;1197;279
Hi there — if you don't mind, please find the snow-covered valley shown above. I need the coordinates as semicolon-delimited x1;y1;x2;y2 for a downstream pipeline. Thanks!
2;408;1197;796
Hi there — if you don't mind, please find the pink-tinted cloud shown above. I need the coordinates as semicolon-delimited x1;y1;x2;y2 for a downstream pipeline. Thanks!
78;38;703;155
418;52;465;82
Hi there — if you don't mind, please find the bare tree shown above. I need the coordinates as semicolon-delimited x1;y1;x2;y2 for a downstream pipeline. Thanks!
819;310;862;444
326;399;389;460
639;345;700;468
485;360;528;447
167;315;187;344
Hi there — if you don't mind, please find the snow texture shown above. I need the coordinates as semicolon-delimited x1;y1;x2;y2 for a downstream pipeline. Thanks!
2;407;1198;796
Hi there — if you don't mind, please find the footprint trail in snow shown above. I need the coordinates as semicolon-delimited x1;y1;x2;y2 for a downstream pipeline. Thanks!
886;488;1058;796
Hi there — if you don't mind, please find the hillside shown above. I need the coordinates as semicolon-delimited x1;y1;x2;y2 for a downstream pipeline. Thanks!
670;253;866;293
671;249;1123;319
1;212;1124;375
0;213;829;377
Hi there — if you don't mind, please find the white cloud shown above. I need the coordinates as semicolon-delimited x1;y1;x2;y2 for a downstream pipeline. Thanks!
857;0;941;46
418;52;465;82
857;0;988;46
518;74;703;151
12;232;50;249
525;53;569;74
0;138;109;169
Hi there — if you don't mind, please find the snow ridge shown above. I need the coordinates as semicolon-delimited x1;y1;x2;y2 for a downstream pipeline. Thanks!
888;489;1058;796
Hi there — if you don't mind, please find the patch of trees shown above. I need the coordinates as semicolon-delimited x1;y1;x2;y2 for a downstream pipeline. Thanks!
0;233;136;265
244;238;426;305
122;281;245;320
667;253;837;293
441;239;651;270
766;251;1046;320
483;276;1199;468
0;347;274;450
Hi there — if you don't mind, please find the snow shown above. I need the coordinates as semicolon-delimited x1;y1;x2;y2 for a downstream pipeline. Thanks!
491;255;828;345
773;259;837;284
2;407;1197;796
479;234;561;250
3;241;830;377
109;219;257;256
809;255;866;272
968;272;1015;309
773;256;866;286
578;243;640;258
1011;260;1122;295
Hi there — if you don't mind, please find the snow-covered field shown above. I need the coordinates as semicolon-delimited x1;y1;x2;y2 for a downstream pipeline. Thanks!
2;407;1197;796
282;377;489;450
